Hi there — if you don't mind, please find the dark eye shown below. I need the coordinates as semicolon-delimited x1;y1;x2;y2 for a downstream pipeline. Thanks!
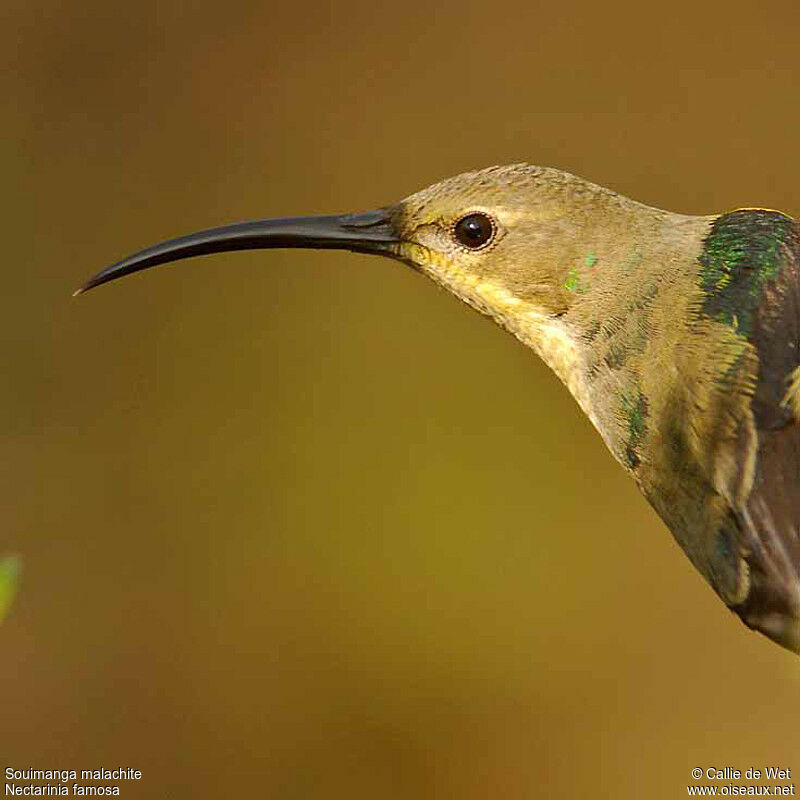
453;212;495;249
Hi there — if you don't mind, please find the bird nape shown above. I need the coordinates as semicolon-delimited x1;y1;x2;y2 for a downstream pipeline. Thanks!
77;164;800;656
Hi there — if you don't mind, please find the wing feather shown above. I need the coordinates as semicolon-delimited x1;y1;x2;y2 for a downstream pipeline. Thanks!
730;221;800;651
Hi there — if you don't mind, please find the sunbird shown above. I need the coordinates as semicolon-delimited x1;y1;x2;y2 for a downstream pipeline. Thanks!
78;164;800;654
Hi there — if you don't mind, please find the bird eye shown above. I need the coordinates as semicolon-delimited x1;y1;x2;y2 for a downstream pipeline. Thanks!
453;212;495;249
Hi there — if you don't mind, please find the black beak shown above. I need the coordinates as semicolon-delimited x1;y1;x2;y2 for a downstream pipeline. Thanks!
75;208;400;295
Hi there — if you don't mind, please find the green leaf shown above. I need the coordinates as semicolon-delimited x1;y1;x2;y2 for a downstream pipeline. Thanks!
0;555;22;623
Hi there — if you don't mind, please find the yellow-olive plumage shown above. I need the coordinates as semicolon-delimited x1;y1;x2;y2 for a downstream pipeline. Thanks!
79;164;800;654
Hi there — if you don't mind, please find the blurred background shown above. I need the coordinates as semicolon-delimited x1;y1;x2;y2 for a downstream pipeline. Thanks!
4;1;800;797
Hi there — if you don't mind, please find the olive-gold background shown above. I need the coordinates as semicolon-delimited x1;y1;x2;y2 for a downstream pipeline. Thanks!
5;2;800;797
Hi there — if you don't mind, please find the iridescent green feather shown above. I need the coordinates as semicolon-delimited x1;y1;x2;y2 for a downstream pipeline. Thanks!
699;209;795;336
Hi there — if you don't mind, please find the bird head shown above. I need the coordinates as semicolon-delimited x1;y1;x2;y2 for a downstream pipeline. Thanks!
389;164;597;318
76;164;634;327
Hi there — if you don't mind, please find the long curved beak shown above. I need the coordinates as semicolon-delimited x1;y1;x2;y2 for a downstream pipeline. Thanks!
75;208;400;295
